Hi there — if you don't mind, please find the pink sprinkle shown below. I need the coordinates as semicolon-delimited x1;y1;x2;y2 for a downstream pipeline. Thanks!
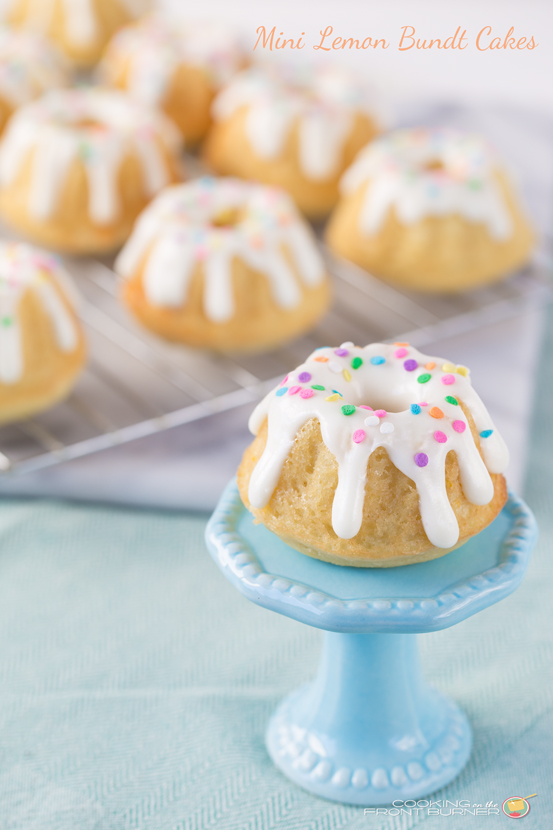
374;409;387;418
353;429;366;443
420;402;428;406
288;386;301;395
359;405;373;410
441;374;455;385
434;430;447;443
394;348;408;358
300;388;314;399
280;375;289;386
452;420;466;433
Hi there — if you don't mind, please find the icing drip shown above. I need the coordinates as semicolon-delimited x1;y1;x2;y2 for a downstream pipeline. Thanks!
341;127;513;239
0;88;180;225
247;342;509;550
102;15;243;107
0;28;68;109
116;177;326;323
212;66;379;181
0;242;79;384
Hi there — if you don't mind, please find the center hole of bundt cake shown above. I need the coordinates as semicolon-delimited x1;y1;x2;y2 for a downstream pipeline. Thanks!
210;207;244;228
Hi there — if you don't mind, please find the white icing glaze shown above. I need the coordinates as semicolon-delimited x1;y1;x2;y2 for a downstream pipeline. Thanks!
212;65;380;181
341;127;513;239
0;88;181;225
0;27;68;109
0;242;79;384
101;15;243;107
247;342;509;550
115;177;326;323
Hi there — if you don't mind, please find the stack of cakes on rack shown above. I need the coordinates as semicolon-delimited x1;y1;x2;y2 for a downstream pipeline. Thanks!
0;242;86;424
238;342;508;567
204;65;382;219
100;15;243;145
5;0;148;67
0;27;69;135
0;87;183;254
326;128;534;292
116;177;331;352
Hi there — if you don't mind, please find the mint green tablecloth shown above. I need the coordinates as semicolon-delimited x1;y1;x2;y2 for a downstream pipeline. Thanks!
1;321;552;830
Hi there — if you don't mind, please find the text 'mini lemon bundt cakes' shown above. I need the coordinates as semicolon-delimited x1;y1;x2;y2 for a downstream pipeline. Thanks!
0;87;182;254
204;65;382;219
116;177;331;352
5;0;148;67
327;127;534;292
0;242;86;425
100;15;243;145
238;342;509;567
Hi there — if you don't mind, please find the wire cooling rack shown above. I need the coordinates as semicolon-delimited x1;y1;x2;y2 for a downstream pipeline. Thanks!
0;239;550;476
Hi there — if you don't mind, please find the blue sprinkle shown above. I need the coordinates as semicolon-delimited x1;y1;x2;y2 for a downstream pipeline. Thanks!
370;356;386;365
333;390;343;395
276;388;287;396
410;404;421;414
480;429;493;438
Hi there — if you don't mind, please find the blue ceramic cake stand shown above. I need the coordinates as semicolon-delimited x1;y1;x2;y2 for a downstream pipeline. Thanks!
205;480;537;806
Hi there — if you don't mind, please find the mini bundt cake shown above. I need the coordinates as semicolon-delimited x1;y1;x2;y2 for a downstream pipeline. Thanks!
116;176;331;352
0;26;69;135
0;87;182;254
0;242;86;424
238;341;509;567
100;15;243;145
204;65;381;219
5;0;147;67
326;127;534;292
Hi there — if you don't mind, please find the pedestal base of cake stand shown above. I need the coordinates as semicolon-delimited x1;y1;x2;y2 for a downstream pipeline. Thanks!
205;480;536;806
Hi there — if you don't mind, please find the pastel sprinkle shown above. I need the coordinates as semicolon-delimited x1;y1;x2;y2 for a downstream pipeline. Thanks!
480;429;493;438
430;407;444;419
341;341;354;348
334;348;349;357
314;356;328;363
359;405;373;410
311;385;325;391
415;452;429;467
457;365;469;377
374;409;387;418
288;386;301;395
328;362;342;373
380;422;394;434
404;359;418;372
326;393;341;402
420;402;428;406
445;395;458;405
394;347;408;358
434;431;448;443
343;369;352;382
341;404;356;416
276;387;287;396
417;373;431;384
371;356;385;365
298;371;311;383
442;362;456;372
425;362;436;370
351;357;363;369
394;342;409;346
280;375;289;386
410;404;421;414
452;420;466;433
353;429;366;443
441;374;455;385
365;416;380;427
300;389;314;399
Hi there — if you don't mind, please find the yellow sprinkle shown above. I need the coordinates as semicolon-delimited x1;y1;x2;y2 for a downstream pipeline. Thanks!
343;369;351;382
325;393;341;402
456;365;469;377
442;362;456;372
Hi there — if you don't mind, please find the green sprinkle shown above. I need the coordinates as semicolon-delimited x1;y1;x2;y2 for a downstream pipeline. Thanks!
417;373;431;384
445;395;458;405
1;316;12;327
311;385;325;391
351;357;363;370
341;404;356;416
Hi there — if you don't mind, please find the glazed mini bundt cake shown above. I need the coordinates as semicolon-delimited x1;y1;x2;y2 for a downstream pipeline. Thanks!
238;342;509;567
115;177;331;352
326;127;534;292
0;27;69;135
0;242;86;424
0;87;182;254
5;0;148;67
204;65;381;219
100;15;243;144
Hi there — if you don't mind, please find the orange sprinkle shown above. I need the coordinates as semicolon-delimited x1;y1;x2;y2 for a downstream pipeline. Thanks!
314;356;328;363
425;362;436;370
394;342;409;347
430;407;444;419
